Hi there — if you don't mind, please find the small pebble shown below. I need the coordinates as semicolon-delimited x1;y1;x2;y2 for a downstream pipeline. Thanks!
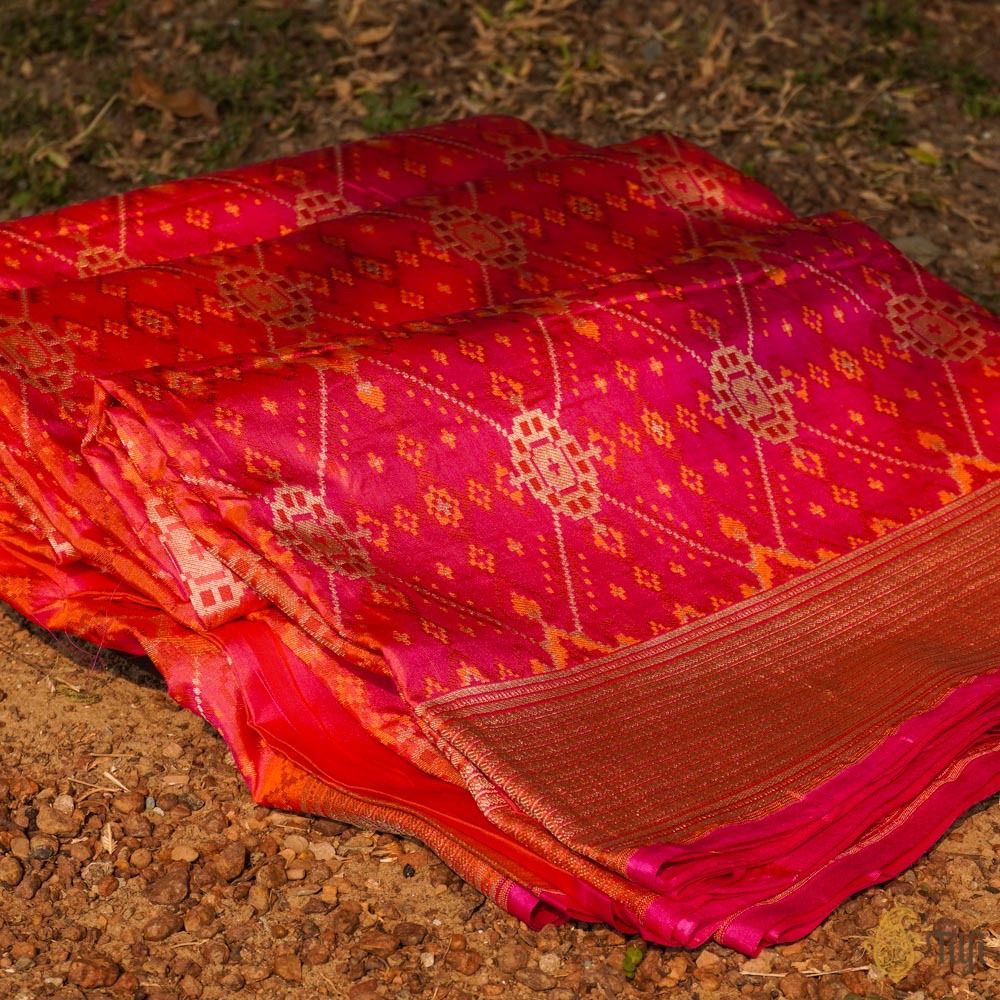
201;940;230;965
695;949;725;972
331;901;362;935
69;841;91;862
538;952;561;975
779;971;810;999
180;972;202;997
211;841;247;881
112;791;146;815
445;949;483;975
66;955;121;989
515;969;555;991
243;962;273;983
29;833;58;860
0;856;24;887
35;803;81;836
14;872;41;899
131;848;153;869
274;953;303;983
95;874;119;896
248;884;270;912
498;942;530;973
283;833;309;853
146;865;190;905
255;860;287;889
144;913;183;941
184;903;216;933
357;929;401;957
393;921;427;946
302;941;330;966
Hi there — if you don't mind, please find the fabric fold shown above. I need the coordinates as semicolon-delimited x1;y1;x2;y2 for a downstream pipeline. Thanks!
0;116;996;954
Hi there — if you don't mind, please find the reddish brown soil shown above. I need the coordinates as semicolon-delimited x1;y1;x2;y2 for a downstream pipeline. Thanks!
1;2;997;998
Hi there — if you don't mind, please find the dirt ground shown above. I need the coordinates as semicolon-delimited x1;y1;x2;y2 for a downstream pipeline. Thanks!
0;1;998;998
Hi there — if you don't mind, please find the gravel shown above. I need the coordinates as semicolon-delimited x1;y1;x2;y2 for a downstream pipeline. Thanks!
0;606;997;997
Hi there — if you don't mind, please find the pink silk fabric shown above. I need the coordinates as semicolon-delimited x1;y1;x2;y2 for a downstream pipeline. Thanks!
0;116;997;953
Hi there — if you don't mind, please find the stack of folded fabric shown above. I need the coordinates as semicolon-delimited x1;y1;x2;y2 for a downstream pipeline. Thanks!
0;116;996;954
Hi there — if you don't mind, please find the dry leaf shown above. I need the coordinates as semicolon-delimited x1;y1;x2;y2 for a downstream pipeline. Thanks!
129;69;218;123
129;69;166;104
906;144;941;166
34;149;70;170
344;0;363;27
966;149;999;171
354;24;395;47
314;23;341;41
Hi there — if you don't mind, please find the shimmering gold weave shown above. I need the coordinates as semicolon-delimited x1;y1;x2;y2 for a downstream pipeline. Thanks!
419;481;1000;853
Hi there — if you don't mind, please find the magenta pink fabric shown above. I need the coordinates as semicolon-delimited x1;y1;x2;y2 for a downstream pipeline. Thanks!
0;116;997;953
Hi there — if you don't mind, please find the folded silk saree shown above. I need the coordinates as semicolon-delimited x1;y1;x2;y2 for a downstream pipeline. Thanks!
0;115;997;954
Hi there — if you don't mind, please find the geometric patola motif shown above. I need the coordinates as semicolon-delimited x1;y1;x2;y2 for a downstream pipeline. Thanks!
886;292;987;362
269;486;374;579
709;345;798;443
508;409;602;520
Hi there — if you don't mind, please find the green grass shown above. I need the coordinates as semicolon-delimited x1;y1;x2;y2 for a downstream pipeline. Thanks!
358;85;429;135
188;6;296;53
0;0;339;215
793;65;831;87
863;0;926;40
0;88;72;137
181;9;338;167
857;4;999;122
800;10;998;132
475;0;529;26
863;108;909;147
0;0;127;66
195;122;255;173
200;53;294;114
946;64;1000;120
1;152;72;214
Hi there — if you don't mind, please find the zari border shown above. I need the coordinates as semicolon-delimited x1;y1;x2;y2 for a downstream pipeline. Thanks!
416;482;1000;855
